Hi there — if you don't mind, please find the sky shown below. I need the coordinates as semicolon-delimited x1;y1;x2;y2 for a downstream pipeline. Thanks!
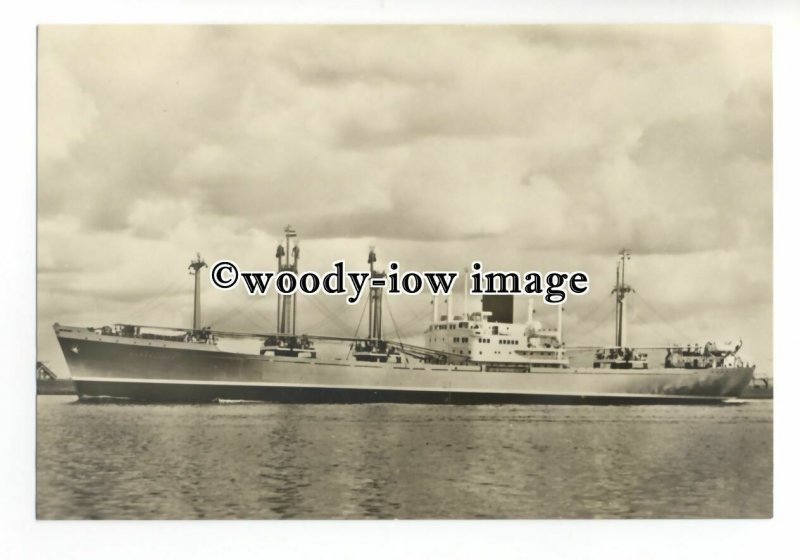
37;25;772;375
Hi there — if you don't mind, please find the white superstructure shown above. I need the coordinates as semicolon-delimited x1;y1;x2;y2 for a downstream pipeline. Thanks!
424;307;568;369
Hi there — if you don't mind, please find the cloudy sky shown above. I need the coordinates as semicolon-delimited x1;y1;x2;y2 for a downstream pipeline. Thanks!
37;25;772;375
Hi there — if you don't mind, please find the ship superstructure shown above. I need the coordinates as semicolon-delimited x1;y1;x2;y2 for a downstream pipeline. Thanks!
424;302;567;370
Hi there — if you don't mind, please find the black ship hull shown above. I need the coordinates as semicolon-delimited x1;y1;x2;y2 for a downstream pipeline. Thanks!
73;379;733;405
56;325;755;405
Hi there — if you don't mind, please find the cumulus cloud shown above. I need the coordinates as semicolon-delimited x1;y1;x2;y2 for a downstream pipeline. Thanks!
37;25;772;374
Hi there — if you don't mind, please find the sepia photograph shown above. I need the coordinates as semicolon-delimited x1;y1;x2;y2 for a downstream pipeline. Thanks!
36;24;773;521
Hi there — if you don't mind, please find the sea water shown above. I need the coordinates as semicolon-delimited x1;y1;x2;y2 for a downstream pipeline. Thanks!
36;396;772;519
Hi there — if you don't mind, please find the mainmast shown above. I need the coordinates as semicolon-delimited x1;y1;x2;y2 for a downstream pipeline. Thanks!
353;246;397;363
188;253;207;331
276;225;299;336
367;246;385;340
612;248;632;347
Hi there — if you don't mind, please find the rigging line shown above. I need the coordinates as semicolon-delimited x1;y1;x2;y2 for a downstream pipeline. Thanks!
237;307;268;332
397;313;431;334
209;303;263;332
626;304;674;347
123;279;188;321
383;295;432;335
345;300;369;361
300;295;364;335
305;294;351;332
387;292;432;320
393;307;434;336
564;294;613;338
207;301;246;327
325;296;366;332
632;292;695;342
568;295;614;341
381;303;427;336
353;297;368;339
208;295;264;328
300;312;337;335
383;291;409;364
564;293;612;333
569;304;616;347
204;277;283;329
210;295;271;332
294;304;335;336
634;300;682;345
127;274;185;306
128;282;196;321
125;293;183;324
301;295;341;332
305;294;352;335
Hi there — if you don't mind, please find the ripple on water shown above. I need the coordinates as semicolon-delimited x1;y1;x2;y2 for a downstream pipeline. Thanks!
37;396;772;519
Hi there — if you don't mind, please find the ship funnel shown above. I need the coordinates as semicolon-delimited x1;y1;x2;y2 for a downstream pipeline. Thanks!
482;294;514;324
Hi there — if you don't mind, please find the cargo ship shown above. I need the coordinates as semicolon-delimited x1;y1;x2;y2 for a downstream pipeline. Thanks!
54;229;755;404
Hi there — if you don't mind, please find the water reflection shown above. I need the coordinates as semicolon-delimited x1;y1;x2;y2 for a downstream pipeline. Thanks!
37;397;772;519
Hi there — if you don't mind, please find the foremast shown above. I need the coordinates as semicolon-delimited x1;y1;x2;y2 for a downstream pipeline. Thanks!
188;254;207;331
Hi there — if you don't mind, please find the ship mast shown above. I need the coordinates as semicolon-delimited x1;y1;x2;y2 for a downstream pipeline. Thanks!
612;248;632;347
276;225;299;336
275;244;284;332
188;253;207;331
367;247;385;340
